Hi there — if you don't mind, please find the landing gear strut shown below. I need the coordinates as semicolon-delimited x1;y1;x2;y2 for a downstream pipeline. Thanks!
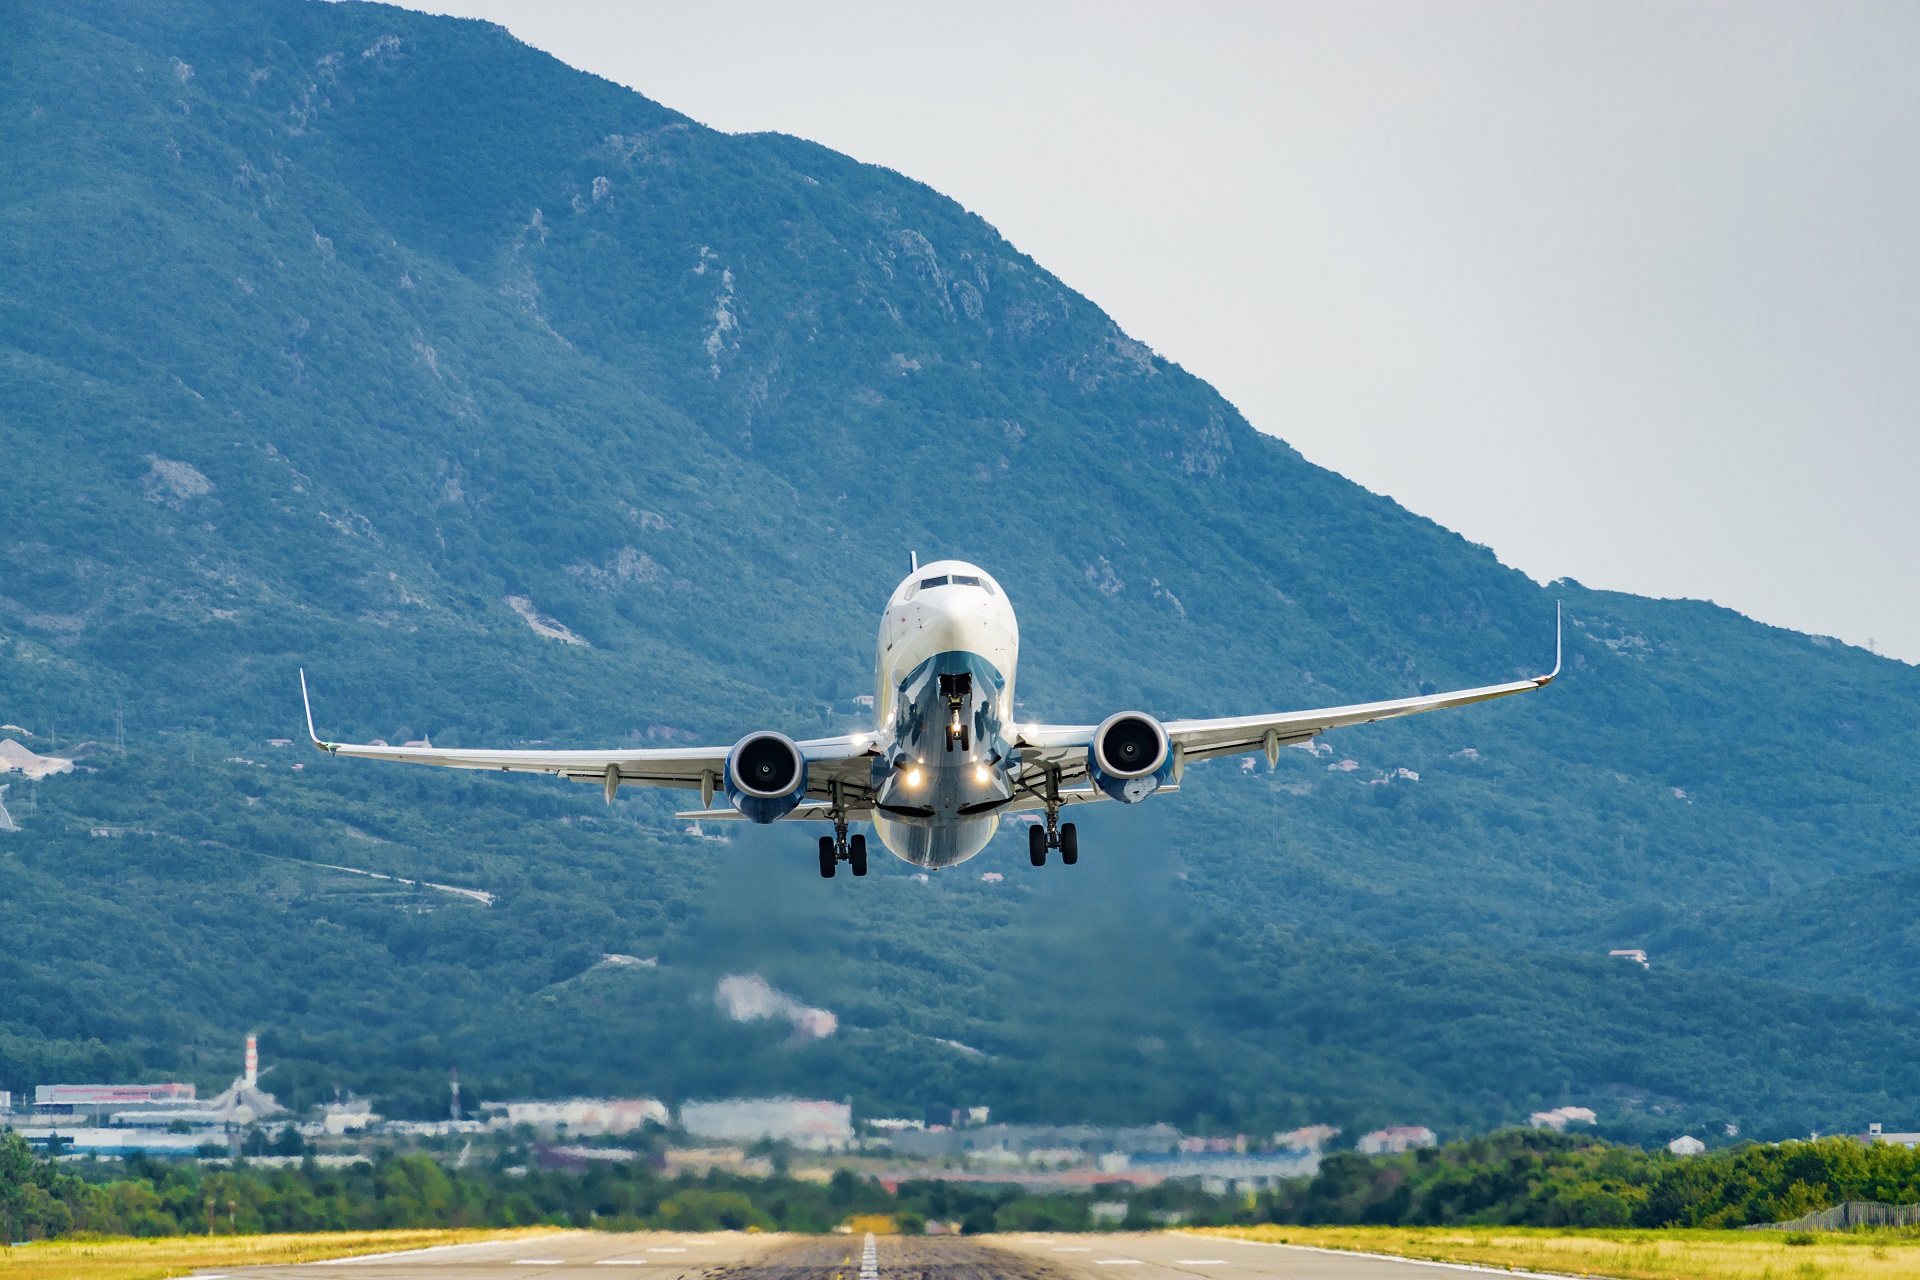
939;672;973;752
1028;768;1079;866
819;782;867;878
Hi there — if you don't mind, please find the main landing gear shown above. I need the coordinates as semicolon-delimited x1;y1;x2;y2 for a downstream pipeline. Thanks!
1027;811;1078;867
819;820;867;878
1027;768;1078;867
818;783;867;879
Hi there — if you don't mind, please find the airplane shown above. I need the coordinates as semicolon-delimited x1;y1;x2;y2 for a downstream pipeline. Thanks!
301;558;1558;879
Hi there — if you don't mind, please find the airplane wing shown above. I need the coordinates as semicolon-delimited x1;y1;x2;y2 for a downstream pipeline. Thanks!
300;671;878;808
1012;607;1560;787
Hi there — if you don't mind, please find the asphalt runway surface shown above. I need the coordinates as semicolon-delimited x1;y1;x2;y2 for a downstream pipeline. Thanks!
203;1229;1542;1280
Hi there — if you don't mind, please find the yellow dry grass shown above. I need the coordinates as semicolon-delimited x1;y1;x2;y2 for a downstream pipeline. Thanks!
1191;1224;1920;1280
0;1227;566;1280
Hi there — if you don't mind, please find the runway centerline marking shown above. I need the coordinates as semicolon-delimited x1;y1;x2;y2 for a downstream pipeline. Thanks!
1096;1260;1144;1266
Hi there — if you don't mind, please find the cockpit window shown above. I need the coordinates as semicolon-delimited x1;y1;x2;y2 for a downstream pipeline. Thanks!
920;573;992;594
921;575;998;594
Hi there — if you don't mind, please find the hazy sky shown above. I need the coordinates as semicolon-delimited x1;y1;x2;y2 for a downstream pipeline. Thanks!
391;2;1920;662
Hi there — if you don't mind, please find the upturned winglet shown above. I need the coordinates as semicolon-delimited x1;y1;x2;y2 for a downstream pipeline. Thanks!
299;669;335;752
1534;602;1562;687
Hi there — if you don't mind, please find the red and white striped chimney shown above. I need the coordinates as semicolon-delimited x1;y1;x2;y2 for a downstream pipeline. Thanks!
245;1034;258;1087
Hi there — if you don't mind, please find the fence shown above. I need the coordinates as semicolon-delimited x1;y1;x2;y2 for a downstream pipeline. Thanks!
1748;1201;1920;1231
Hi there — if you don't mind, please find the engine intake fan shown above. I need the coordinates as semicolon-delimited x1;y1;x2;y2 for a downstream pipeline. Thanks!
1087;712;1172;804
725;731;808;824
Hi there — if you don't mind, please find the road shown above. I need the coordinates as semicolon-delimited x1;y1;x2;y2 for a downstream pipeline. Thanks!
202;1230;1548;1280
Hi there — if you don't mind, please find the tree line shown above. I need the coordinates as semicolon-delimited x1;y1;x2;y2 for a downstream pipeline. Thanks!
9;1130;1920;1241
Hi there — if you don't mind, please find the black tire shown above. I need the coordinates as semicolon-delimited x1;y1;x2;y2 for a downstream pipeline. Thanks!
850;833;868;877
818;836;837;879
1060;822;1079;865
1029;822;1047;866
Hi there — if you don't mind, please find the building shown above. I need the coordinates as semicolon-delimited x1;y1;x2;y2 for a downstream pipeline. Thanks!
1609;949;1650;969
1118;1149;1321;1189
865;1117;925;1132
1357;1126;1438;1155
1668;1135;1706;1155
34;1083;195;1110
18;1129;208;1157
1274;1125;1339;1152
483;1098;668;1136
887;1123;1178;1161
326;1101;379;1134
680;1098;852;1150
1864;1123;1920;1149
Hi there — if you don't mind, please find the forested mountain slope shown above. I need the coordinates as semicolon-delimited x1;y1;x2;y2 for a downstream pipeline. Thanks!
2;0;1917;1142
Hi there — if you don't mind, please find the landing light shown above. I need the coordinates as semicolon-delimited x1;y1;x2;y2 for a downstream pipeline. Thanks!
974;765;990;784
906;767;923;787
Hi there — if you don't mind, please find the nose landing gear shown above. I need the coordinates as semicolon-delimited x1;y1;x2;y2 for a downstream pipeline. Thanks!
938;672;973;752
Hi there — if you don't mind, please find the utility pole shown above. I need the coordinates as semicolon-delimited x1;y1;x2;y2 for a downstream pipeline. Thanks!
115;700;125;757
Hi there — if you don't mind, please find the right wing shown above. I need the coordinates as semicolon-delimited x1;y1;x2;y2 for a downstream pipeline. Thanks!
301;671;878;809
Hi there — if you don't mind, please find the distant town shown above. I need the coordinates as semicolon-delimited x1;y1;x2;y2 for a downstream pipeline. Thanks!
14;1036;1893;1199
0;1036;1465;1195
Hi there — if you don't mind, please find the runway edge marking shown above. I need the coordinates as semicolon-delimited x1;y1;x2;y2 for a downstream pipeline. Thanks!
1170;1232;1593;1280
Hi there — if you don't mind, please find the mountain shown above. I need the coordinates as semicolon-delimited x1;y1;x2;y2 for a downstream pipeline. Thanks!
3;0;1919;1143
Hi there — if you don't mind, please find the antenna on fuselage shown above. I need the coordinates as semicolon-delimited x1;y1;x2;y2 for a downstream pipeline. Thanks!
910;551;919;572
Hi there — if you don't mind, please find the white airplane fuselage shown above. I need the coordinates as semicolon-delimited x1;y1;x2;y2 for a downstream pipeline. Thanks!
868;560;1021;868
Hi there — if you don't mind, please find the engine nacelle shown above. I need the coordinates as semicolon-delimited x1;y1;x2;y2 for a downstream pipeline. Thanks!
1086;712;1172;804
725;731;808;824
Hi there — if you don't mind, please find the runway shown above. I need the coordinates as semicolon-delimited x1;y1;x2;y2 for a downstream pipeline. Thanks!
198;1230;1560;1280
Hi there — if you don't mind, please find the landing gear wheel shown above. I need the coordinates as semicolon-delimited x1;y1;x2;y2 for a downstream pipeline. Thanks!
1029;822;1048;867
849;833;868;877
818;836;837;879
1059;822;1079;865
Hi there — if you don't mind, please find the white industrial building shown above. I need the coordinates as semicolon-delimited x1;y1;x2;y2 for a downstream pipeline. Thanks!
680;1097;852;1150
483;1098;669;1136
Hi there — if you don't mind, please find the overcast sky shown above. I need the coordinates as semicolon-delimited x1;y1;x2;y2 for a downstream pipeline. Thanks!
391;1;1920;662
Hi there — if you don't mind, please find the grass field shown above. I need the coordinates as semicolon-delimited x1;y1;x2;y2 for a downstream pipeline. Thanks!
1192;1223;1920;1279
0;1228;567;1280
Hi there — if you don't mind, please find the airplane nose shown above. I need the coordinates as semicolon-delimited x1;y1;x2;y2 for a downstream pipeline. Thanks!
921;601;970;651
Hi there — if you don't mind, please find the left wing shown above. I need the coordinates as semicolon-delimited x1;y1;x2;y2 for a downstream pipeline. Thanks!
1012;607;1560;789
300;671;877;808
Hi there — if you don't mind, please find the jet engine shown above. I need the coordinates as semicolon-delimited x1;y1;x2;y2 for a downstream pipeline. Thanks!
725;731;809;824
1086;712;1172;804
